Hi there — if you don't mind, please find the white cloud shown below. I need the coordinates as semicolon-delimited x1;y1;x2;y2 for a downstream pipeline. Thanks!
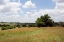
0;0;6;5
13;0;15;1
25;12;33;18
21;10;24;13
22;0;36;8
0;0;10;5
0;0;22;20
24;0;64;22
0;0;64;22
31;10;37;12
25;8;64;22
53;0;64;3
53;0;64;9
55;3;64;9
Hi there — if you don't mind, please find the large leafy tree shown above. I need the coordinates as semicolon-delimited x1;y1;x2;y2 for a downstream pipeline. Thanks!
35;14;54;27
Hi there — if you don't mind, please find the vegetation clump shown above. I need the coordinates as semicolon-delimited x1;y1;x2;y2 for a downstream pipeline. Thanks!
35;14;54;27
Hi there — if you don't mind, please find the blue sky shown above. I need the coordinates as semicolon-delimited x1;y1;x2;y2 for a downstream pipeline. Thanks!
20;0;55;18
20;0;55;9
0;0;64;23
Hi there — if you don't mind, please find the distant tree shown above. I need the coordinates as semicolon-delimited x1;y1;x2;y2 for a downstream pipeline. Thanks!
35;14;54;27
16;24;21;28
59;22;64;27
22;24;26;27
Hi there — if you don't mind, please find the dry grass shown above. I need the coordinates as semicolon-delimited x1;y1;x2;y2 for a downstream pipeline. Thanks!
0;27;64;42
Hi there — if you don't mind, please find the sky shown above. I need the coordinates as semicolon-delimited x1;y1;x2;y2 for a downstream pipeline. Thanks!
0;0;64;23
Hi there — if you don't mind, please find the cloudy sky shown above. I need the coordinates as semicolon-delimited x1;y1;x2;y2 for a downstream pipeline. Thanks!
0;0;64;23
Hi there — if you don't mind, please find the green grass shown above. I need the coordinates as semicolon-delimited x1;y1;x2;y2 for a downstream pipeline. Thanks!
0;27;64;42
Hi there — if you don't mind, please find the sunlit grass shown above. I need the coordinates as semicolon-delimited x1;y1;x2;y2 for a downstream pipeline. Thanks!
0;27;64;42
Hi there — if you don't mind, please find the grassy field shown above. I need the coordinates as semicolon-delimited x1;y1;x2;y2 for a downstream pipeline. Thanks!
0;27;64;42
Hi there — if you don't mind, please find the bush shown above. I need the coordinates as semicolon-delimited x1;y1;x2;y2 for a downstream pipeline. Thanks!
27;25;31;28
13;25;17;28
1;27;8;30
1;26;15;30
16;24;21;28
22;25;26;27
8;26;14;29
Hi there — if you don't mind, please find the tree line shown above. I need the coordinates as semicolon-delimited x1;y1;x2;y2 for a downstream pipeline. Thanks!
0;14;64;30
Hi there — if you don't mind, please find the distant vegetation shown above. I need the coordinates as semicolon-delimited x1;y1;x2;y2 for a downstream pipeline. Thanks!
0;14;64;30
0;24;15;30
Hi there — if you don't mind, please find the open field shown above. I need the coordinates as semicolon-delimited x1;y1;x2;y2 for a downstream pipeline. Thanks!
0;27;64;42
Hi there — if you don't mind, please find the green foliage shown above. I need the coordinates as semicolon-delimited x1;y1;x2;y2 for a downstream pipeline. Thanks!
22;24;26;27
13;25;17;28
35;14;54;27
9;26;14;29
26;24;34;28
1;26;15;30
16;24;21;28
0;24;10;27
1;27;8;30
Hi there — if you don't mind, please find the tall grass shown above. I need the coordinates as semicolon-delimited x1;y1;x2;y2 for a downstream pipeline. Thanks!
0;27;64;42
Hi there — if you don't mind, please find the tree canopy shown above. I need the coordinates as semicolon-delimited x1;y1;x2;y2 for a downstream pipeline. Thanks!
35;14;54;27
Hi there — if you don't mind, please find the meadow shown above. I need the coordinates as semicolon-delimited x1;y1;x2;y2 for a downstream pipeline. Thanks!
0;27;64;42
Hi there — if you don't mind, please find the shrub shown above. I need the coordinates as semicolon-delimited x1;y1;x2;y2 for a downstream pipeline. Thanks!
1;27;8;30
16;24;21;28
1;26;15;30
22;25;26;27
8;26;14;29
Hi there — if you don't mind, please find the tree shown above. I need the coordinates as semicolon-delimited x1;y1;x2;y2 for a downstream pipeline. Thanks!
16;24;21;28
35;14;54;27
59;22;64;27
